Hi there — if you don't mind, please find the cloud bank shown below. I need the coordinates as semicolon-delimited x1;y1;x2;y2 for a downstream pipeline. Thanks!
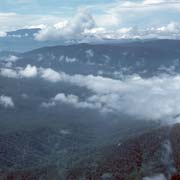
2;65;180;122
30;0;180;42
41;71;180;122
2;0;180;41
35;16;180;42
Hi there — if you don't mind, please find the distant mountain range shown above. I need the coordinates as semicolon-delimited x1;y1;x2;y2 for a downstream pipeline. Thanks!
0;28;63;52
0;28;161;52
4;39;180;77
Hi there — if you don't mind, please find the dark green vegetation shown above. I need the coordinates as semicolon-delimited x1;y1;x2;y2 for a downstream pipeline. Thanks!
2;124;180;180
0;121;158;180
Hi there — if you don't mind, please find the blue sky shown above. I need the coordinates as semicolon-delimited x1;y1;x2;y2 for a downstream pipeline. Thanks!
1;0;180;40
0;0;113;15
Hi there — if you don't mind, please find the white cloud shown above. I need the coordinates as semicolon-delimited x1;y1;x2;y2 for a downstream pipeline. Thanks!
42;93;100;110
19;64;37;78
143;174;167;180
65;57;77;63
58;56;78;63
0;2;179;41
24;24;47;30
94;14;120;27
34;12;180;41
0;65;38;78
54;21;68;29
157;22;180;33
0;68;18;78
0;31;7;37
3;66;180;122
104;0;180;29
42;93;79;107
40;68;63;82
143;0;180;6
54;93;79;104
1;0;180;40
4;55;19;62
39;69;180;122
0;95;14;108
35;9;96;41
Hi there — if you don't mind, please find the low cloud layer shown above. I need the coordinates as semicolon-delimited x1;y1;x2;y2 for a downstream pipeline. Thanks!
2;65;180;122
34;9;180;42
41;72;180;121
0;64;37;78
0;95;14;108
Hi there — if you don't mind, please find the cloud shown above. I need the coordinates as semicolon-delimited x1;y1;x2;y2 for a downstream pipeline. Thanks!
19;64;37;78
0;64;37;78
42;93;101;110
34;12;180;41
3;66;180;122
24;24;47;30
40;68;63;82
1;0;180;40
0;68;18;78
1;1;180;41
143;0;180;6
143;174;167;180
0;12;18;31
35;9;96;41
65;57;78;63
94;14;120;27
2;55;18;68
0;12;63;32
104;0;180;29
85;49;94;59
4;55;19;62
41;70;180;122
42;93;79;107
0;31;7;37
156;22;180;34
58;56;78;63
0;95;14;108
85;22;180;40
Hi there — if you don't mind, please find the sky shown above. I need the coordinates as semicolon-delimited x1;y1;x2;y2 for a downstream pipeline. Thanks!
1;0;180;40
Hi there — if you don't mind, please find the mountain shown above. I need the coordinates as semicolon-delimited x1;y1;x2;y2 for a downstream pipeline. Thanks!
7;28;40;37
14;40;180;77
2;123;180;180
1;40;180;179
0;28;62;52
